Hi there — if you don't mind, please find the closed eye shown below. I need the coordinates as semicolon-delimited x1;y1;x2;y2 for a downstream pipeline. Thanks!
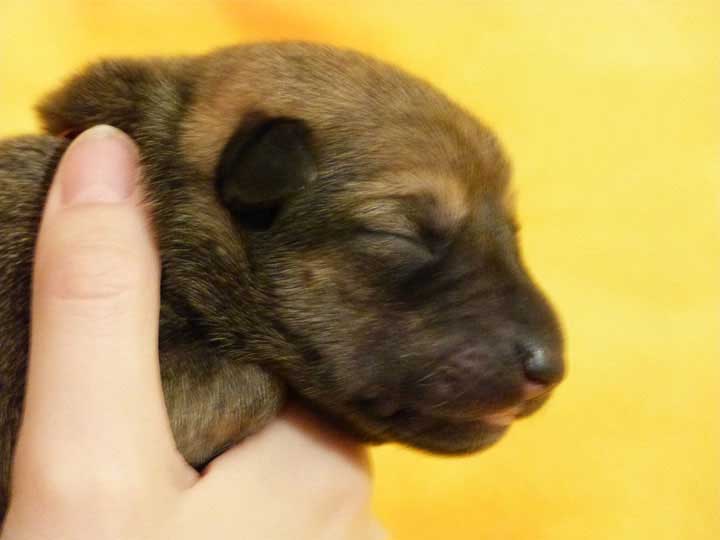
352;228;438;272
358;228;430;252
363;228;421;243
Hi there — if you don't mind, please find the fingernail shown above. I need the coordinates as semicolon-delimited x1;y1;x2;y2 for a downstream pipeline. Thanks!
59;125;139;206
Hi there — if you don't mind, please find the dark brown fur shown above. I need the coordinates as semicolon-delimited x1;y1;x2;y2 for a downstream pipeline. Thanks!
0;43;565;520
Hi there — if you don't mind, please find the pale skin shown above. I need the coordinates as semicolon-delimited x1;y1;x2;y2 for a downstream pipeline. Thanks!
0;125;385;540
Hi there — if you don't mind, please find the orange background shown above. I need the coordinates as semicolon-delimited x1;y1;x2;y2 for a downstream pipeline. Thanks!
1;2;718;539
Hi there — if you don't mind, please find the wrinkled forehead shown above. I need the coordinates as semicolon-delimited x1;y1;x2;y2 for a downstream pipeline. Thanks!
343;168;515;231
348;171;468;228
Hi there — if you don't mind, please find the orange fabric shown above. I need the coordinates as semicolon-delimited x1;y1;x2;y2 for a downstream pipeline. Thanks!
1;2;718;538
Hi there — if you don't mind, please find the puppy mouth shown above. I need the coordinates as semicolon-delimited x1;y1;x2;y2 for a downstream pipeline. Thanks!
480;382;553;426
348;385;554;454
480;405;524;427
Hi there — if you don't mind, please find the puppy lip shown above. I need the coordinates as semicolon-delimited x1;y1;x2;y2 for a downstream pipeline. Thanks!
481;405;523;427
348;388;555;448
524;381;551;400
344;402;515;453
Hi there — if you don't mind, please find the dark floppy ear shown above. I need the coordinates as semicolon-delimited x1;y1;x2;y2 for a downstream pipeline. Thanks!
217;117;317;230
36;58;189;140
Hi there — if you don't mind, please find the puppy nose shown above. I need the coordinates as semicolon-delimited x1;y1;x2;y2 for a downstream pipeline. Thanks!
517;340;564;387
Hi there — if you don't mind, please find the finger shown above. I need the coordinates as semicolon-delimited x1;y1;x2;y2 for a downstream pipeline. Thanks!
204;405;371;488
14;126;186;485
190;406;384;539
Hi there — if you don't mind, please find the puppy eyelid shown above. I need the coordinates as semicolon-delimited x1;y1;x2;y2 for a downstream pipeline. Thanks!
359;227;422;244
356;226;431;252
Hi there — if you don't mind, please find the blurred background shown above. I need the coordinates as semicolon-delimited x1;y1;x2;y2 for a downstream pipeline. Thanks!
1;1;718;538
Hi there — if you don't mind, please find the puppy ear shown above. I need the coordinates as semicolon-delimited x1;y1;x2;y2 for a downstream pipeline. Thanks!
217;117;317;230
37;58;189;140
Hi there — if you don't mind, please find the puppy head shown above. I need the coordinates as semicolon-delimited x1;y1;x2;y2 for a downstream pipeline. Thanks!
39;43;565;454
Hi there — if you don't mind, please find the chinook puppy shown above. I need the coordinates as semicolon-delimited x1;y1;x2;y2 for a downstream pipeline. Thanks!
0;42;565;518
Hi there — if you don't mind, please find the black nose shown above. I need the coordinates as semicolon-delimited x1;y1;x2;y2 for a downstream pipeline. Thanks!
518;340;564;386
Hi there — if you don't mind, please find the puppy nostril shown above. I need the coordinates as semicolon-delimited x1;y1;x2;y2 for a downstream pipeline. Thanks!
517;341;561;386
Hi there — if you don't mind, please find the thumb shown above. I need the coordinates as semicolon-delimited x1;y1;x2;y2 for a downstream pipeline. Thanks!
14;126;187;498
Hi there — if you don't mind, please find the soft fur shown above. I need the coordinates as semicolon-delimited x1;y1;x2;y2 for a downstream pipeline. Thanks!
0;42;565;519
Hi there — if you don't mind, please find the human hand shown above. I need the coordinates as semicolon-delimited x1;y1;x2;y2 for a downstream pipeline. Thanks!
1;125;386;540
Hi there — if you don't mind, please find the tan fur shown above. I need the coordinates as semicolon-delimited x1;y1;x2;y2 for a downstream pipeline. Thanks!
351;171;470;232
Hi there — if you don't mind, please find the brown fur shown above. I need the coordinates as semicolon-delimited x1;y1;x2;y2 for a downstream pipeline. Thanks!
0;42;564;520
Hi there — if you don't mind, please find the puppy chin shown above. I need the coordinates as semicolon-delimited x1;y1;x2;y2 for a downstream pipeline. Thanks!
331;408;512;455
390;419;511;455
333;390;557;454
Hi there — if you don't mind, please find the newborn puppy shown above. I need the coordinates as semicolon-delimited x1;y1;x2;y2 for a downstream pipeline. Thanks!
0;42;565;518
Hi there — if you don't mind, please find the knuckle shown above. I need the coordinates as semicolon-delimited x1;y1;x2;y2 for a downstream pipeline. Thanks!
37;217;146;302
51;241;140;300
